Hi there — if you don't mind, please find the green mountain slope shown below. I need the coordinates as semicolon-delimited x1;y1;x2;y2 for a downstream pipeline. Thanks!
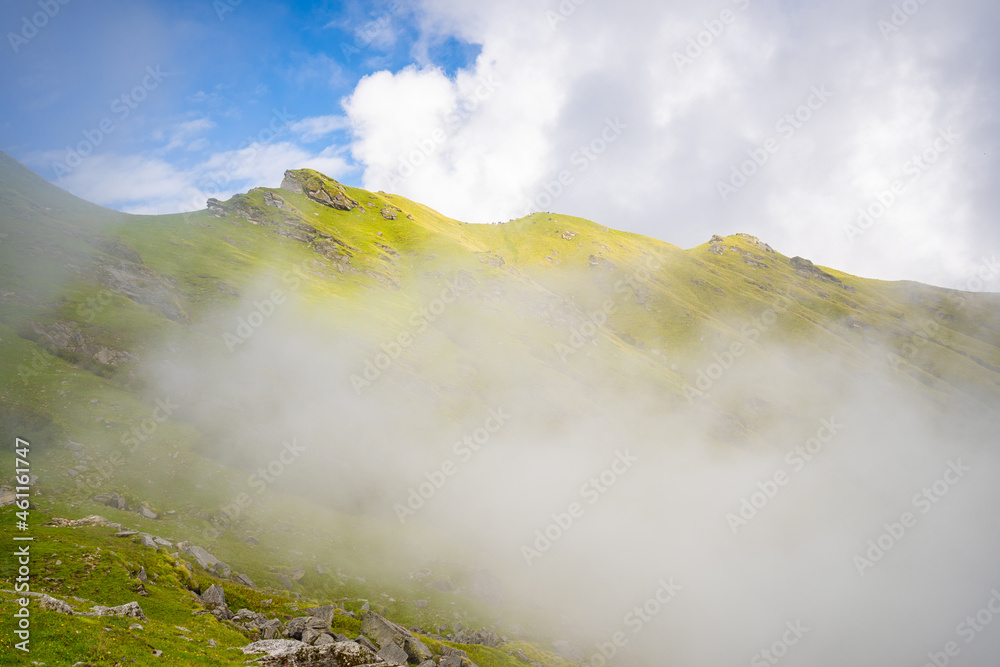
1;152;999;665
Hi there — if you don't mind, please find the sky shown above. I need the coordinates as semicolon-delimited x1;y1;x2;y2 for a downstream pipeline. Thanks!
1;0;998;290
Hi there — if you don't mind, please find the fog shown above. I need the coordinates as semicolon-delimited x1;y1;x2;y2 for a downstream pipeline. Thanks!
125;253;1000;667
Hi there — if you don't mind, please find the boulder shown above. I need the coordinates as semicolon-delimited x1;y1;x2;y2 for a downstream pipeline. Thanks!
304;603;336;622
361;611;433;663
183;544;220;571
139;534;157;549
377;641;408;665
285;616;329;639
236;573;257;589
200;584;227;609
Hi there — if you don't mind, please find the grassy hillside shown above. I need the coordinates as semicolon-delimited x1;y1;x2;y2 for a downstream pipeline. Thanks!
1;152;998;664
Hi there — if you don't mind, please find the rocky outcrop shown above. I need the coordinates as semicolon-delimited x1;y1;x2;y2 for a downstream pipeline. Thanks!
95;240;189;322
28;321;139;367
281;170;358;211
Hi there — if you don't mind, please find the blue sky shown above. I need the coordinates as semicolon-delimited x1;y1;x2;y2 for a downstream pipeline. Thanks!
2;0;999;290
0;0;479;202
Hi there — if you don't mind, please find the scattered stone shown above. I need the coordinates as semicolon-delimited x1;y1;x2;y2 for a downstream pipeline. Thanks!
242;639;310;657
66;441;84;451
139;534;157;550
277;574;294;590
236;573;256;589
45;516;106;528
91;602;147;621
129;623;143;630
380;207;397;220
136;566;147;584
288;565;305;581
38;594;74;614
304;604;336;622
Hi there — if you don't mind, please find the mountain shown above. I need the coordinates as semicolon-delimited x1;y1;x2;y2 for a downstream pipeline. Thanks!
1;152;999;665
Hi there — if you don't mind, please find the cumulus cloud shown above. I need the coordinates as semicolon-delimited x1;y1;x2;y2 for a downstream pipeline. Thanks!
339;0;1000;288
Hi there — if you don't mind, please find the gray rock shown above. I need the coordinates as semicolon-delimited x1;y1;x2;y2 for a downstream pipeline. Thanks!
377;641;409;665
300;628;322;645
153;536;173;547
277;574;295;590
139;534;157;549
38;594;73;614
211;561;232;578
66;441;84;451
236;573;256;589
357;635;378;652
313;632;334;646
304;603;336;622
552;640;582;661
242;639;309;656
454;627;502;648
253;640;391;667
361;611;433;663
183;545;220;571
91;601;147;620
136;566;147;584
200;584;226;609
285;616;329;639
